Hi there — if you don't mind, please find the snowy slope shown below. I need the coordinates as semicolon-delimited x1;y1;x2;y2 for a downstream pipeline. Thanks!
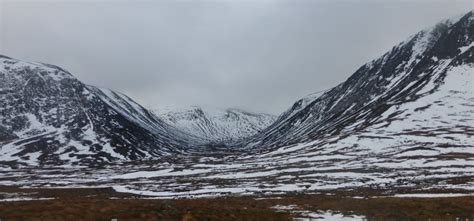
245;11;474;150
0;56;195;166
154;107;276;142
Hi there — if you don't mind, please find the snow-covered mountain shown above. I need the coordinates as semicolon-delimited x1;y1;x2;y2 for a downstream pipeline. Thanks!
0;54;274;167
245;11;474;151
0;56;198;166
154;107;276;142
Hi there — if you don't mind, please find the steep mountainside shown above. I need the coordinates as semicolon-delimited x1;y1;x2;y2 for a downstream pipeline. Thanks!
245;11;474;150
154;107;276;142
0;56;197;166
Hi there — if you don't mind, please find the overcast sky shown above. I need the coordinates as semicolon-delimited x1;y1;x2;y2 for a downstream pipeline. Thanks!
0;0;472;114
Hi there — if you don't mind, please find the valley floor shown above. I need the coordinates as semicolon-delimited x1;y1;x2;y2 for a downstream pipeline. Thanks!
0;187;474;221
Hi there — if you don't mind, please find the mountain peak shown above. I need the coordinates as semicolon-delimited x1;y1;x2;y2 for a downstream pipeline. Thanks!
154;106;277;142
245;10;473;149
0;56;194;166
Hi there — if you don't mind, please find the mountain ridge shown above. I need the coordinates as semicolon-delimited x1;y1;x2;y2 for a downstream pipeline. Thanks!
242;10;473;150
0;55;198;166
153;106;276;143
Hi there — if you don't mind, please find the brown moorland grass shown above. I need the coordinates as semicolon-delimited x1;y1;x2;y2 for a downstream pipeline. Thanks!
0;187;473;221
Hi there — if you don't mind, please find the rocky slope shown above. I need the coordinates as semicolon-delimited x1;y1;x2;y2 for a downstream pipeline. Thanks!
154;107;276;143
245;11;474;151
0;56;198;166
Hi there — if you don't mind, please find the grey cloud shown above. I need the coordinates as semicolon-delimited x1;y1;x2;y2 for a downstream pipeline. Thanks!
1;0;472;114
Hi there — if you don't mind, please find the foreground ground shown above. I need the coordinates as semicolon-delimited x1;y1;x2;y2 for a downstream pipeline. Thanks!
0;187;473;221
